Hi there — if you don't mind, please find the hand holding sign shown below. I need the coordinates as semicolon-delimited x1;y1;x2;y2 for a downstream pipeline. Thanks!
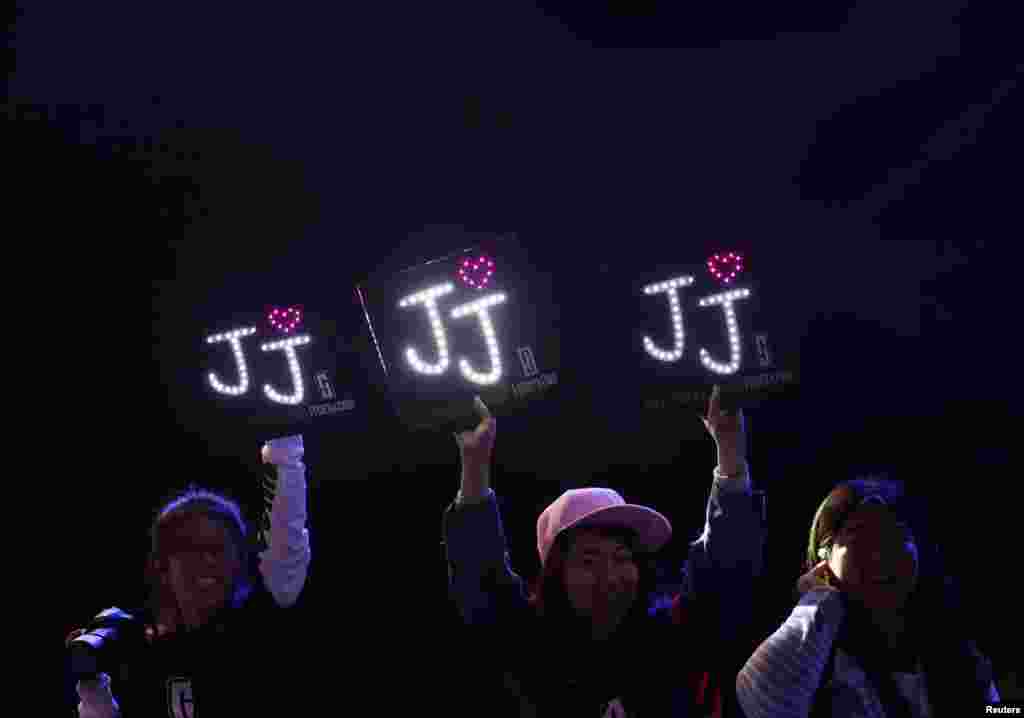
455;396;496;500
634;254;797;417
702;385;746;475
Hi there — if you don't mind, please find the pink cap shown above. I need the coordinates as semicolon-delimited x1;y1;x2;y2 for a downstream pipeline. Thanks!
536;488;672;566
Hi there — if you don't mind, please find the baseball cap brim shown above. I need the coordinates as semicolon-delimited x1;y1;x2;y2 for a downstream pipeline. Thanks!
564;504;673;553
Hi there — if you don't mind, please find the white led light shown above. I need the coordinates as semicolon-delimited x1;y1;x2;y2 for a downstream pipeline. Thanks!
260;334;311;405
641;276;694;362
399;283;455;375
206;327;256;395
450;292;507;385
697;288;751;375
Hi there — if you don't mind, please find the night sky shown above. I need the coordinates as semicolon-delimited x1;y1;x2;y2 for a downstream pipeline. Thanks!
18;0;1019;709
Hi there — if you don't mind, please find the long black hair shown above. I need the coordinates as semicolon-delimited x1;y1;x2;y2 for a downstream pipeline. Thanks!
806;478;994;717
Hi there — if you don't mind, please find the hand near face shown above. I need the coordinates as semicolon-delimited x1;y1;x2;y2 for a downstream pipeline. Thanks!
797;560;841;594
822;505;918;612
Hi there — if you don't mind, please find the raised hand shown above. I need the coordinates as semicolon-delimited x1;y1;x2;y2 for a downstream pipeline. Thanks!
454;396;496;500
702;385;746;475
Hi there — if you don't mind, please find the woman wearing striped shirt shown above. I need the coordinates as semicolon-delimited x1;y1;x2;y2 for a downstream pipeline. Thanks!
736;478;998;718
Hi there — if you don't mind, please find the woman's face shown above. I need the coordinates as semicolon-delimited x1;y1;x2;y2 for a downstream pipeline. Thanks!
164;514;242;628
562;528;639;639
827;503;918;613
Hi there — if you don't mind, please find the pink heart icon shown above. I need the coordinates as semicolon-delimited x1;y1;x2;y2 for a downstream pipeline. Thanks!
457;255;495;290
707;252;744;284
268;306;302;333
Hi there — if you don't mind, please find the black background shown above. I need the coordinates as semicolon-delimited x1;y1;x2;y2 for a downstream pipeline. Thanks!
13;0;1019;710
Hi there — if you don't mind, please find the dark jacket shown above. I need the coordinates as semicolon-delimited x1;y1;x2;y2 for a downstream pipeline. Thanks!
444;467;765;717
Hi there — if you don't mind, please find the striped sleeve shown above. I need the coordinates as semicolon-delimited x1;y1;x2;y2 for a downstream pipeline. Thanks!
258;435;312;608
736;589;845;718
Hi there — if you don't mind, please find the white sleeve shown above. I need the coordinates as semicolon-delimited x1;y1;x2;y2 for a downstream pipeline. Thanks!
76;673;120;718
258;435;311;608
736;588;845;718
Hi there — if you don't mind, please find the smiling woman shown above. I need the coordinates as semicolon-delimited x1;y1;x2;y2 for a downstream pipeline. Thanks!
443;390;765;717
737;478;999;718
67;435;311;718
148;490;252;632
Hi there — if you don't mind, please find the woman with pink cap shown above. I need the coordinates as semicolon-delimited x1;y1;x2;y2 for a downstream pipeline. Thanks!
444;388;764;717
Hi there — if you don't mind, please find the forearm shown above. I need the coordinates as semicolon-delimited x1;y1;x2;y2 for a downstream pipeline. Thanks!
716;439;746;478
258;436;311;607
459;458;491;503
264;459;309;556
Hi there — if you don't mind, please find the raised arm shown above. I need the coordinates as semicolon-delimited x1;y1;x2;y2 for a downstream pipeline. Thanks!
258;434;311;608
444;398;529;626
685;388;765;641
675;388;765;717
